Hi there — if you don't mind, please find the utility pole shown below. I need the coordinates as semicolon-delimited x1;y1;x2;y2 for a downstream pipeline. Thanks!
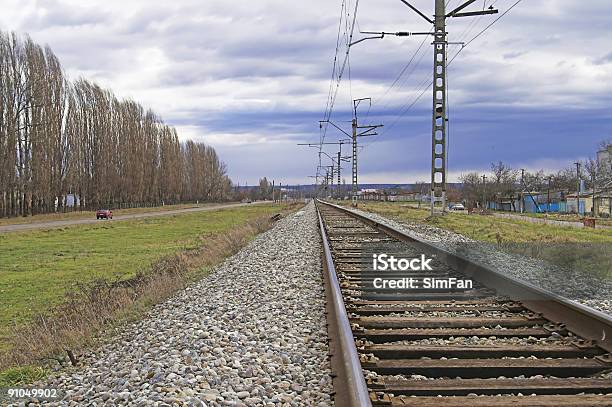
337;150;342;186
318;165;335;199
356;1;498;216
547;176;552;214
482;174;487;210
272;180;275;203
352;98;383;207
300;139;350;200
307;175;319;200
351;117;358;205
430;0;449;216
574;162;581;215
520;168;525;213
592;172;596;217
318;107;381;207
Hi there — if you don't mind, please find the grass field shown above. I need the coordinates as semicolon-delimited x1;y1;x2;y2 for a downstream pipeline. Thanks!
343;201;612;244
339;201;612;280
0;203;290;354
0;202;224;227
505;211;612;227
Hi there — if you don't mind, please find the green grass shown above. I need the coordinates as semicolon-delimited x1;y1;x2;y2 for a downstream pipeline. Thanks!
340;201;612;280
498;211;612;227
0;203;287;351
0;366;48;387
346;201;612;244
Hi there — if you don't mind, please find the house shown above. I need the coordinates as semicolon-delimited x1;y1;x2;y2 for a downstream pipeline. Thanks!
566;192;594;215
594;191;612;217
488;190;570;214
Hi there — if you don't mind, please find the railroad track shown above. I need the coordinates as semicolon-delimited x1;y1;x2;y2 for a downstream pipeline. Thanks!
316;200;612;407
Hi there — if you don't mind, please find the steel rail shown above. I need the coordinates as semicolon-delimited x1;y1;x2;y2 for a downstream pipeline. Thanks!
316;204;372;407
317;199;612;353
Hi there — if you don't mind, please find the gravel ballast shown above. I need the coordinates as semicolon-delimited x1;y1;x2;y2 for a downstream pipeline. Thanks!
26;202;333;407
345;205;612;316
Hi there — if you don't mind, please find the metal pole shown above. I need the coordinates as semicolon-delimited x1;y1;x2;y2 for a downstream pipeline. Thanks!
359;1;498;215
352;118;358;207
430;0;447;216
592;172;596;217
520;169;525;213
574;162;581;215
482;174;487;210
337;151;341;186
547;176;551;214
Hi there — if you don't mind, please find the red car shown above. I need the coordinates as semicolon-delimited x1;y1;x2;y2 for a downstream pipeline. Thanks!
96;209;113;220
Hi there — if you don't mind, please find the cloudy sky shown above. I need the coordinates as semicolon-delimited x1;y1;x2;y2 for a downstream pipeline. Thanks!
2;0;611;185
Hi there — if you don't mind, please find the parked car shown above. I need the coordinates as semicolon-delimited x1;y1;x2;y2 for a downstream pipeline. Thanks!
96;209;113;219
450;204;465;211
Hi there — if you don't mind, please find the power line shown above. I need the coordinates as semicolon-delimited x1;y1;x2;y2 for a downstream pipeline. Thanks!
370;0;456;112
319;0;359;178
321;0;360;127
448;0;522;65
364;0;519;148
375;29;432;109
321;0;348;146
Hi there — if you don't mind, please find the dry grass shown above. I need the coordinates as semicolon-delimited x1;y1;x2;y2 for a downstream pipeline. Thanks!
0;214;276;373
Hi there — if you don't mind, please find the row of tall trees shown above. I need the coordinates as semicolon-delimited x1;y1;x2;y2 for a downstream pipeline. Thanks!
0;32;232;218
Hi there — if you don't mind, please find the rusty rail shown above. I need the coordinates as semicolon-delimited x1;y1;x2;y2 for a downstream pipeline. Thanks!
319;199;612;353
315;199;612;406
317;206;372;407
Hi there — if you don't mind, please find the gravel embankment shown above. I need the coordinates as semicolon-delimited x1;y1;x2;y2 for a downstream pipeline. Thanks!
26;202;333;407
347;206;612;316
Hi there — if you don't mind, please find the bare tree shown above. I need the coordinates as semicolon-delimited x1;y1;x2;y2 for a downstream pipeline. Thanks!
489;161;518;207
0;31;233;218
459;172;482;208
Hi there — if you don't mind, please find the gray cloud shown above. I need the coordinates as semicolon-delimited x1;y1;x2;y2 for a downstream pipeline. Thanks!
594;51;612;65
1;0;611;184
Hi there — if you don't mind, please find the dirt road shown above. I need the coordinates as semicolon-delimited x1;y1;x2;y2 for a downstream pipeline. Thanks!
0;202;264;233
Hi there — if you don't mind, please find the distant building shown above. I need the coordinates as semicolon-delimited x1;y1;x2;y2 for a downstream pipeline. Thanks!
594;189;612;217
359;189;384;201
597;144;612;171
566;193;594;215
387;193;419;202
488;191;567;214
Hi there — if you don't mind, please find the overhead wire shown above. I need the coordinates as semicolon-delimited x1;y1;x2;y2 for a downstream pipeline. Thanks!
317;0;522;183
361;0;455;132
321;0;360;127
321;0;347;148
363;0;520;151
448;0;522;65
317;0;360;181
